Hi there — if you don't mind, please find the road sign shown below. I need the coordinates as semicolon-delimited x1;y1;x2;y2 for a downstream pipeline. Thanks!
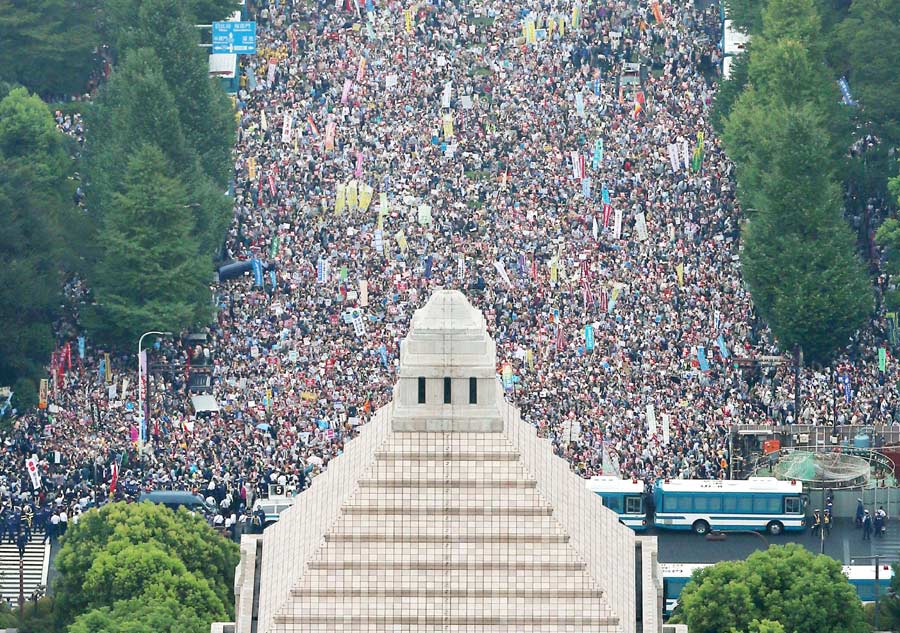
212;21;257;55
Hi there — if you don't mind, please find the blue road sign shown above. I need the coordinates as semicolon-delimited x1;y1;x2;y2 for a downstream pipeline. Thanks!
212;21;257;55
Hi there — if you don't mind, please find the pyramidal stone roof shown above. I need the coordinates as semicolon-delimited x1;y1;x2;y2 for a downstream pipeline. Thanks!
234;290;647;633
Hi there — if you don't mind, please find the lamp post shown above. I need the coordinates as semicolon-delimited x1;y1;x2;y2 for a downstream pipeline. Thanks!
138;331;172;458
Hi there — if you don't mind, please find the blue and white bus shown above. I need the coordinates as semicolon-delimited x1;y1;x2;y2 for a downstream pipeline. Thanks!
585;476;648;530
653;477;805;535
661;562;892;617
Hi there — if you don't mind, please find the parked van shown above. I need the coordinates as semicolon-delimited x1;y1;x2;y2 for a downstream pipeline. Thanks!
139;490;214;514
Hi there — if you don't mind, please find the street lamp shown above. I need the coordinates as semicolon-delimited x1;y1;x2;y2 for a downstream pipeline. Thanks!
138;331;172;458
705;529;770;549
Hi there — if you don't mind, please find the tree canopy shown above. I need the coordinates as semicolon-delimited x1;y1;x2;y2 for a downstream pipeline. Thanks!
673;545;867;633
53;502;239;629
0;88;78;405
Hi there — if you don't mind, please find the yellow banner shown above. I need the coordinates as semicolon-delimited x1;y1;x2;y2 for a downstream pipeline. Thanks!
442;112;454;138
395;230;408;252
359;184;373;211
301;391;318;401
248;157;257;181
676;263;684;288
526;349;534;370
38;379;48;409
104;353;112;383
346;180;358;209
404;9;412;32
550;258;558;283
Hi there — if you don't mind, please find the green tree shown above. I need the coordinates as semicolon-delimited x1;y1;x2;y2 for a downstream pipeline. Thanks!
129;0;236;188
84;46;232;259
836;0;900;151
0;88;77;395
87;144;212;342
674;545;867;633
875;168;900;311
0;0;103;96
712;49;749;134
738;105;872;363
54;502;239;626
68;596;215;633
100;0;238;53
725;0;765;34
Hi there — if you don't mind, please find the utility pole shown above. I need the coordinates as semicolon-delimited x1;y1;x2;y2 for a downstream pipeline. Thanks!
793;346;800;421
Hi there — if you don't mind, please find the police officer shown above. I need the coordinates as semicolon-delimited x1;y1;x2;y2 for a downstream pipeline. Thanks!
863;510;873;540
811;509;821;537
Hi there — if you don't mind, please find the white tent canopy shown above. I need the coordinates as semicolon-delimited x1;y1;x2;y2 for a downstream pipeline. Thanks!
191;394;220;413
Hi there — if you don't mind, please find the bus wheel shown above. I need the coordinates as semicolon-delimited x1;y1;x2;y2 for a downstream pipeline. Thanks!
767;521;784;536
692;520;710;535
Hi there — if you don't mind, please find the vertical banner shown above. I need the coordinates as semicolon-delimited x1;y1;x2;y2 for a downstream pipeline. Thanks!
646;403;657;435
317;258;330;284
335;183;346;214
404;8;412;32
584;324;595;351
359;279;369;306
395;230;408;252
252;258;264;287
879;347;887;372
341;78;353;104
613;207;623;239
592;139;603;169
675;263;684;288
26;455;41;489
355;151;364;178
356;57;367;82
652;1;664;24
373;229;384;254
378;192;389;227
324;121;336;151
359;184;373;211
281;111;293;143
581;177;592;199
575;91;585;118
494;261;513;288
458;255;466;280
668;143;680;172
442;82;452;108
38;379;48;409
139;349;148;444
661;414;670;444
442;112;454;138
635;211;648;241
78;336;86;359
104;352;112;383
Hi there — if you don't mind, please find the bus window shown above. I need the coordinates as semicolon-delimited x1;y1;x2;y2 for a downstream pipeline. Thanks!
723;496;737;512
602;496;622;513
625;496;643;514
752;497;769;514
695;496;709;511
708;496;723;512
784;497;802;514
665;495;690;512
736;496;753;513
767;497;781;513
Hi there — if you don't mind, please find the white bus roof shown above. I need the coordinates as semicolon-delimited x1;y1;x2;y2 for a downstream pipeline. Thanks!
585;476;645;494
659;563;709;577
656;477;802;494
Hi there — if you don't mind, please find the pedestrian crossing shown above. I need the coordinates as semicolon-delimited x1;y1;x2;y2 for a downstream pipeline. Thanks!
0;537;49;605
870;525;900;558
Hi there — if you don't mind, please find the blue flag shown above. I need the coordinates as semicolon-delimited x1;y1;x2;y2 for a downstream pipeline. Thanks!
251;258;264;287
424;255;433;279
582;177;592;200
77;336;86;360
697;346;710;372
269;270;277;287
585;325;595;351
378;345;388;367
98;358;106;382
601;184;610;204
716;334;730;358
593;139;603;169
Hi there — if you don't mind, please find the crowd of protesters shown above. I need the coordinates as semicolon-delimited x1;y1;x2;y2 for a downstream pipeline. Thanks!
2;0;900;537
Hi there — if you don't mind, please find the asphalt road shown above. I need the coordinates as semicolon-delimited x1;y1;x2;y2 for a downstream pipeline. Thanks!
656;517;900;565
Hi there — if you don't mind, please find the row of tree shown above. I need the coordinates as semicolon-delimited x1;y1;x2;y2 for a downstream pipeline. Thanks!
717;0;875;364
0;0;237;406
28;502;241;633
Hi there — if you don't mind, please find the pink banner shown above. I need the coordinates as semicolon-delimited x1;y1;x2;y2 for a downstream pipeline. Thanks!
355;151;364;177
341;79;353;104
325;121;336;151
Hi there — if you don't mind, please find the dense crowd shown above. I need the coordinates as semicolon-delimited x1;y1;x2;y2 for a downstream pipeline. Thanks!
2;0;899;533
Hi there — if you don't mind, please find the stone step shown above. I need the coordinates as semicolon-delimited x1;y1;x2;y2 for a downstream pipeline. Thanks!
307;560;587;572
374;451;520;461
272;619;622;633
290;587;604;599
297;568;599;593
357;478;537;488
323;532;569;543
340;506;554;516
